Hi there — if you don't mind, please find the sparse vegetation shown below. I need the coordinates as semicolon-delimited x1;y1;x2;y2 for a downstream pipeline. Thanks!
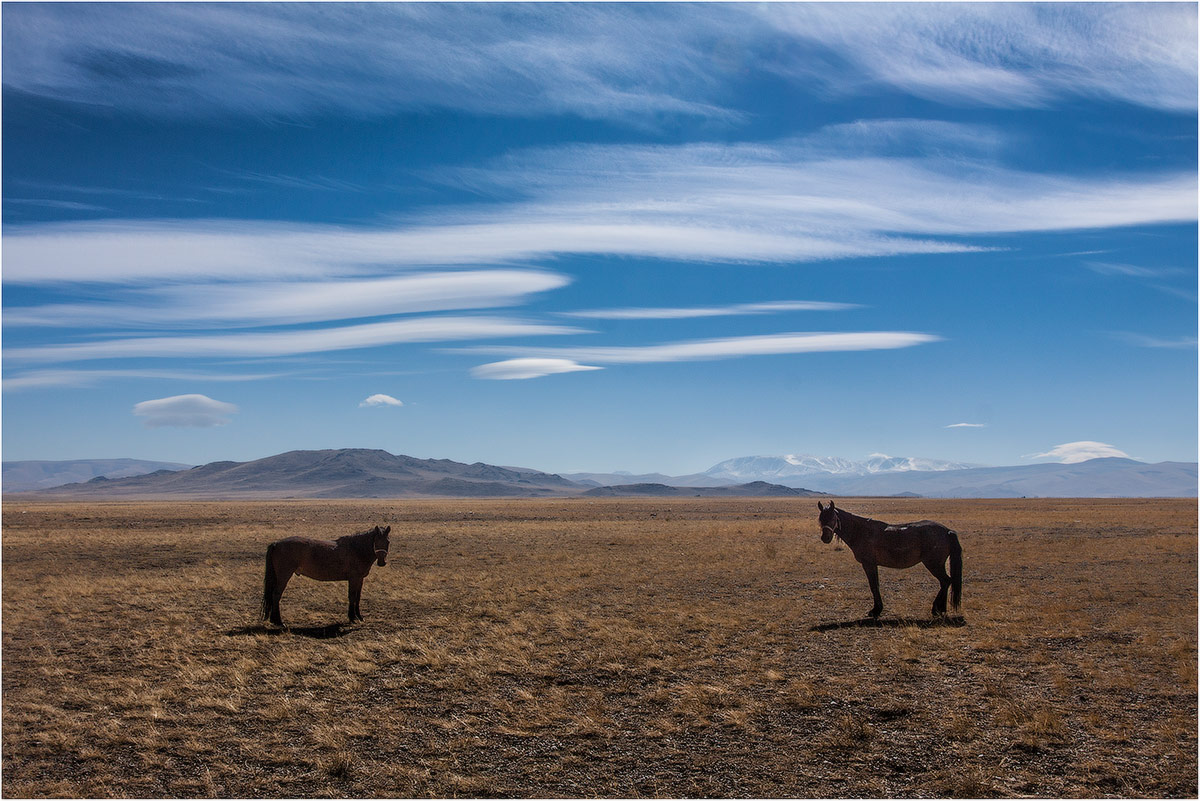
3;498;1195;797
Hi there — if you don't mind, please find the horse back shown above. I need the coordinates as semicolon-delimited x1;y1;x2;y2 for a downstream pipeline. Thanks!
270;536;360;581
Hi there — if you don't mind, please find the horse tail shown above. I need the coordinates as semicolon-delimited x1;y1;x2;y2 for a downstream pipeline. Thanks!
948;530;963;611
262;543;277;621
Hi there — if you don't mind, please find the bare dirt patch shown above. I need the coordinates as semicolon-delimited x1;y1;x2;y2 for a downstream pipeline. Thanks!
3;498;1195;797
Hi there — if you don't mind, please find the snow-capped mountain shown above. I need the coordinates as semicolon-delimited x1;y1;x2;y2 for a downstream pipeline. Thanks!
704;453;978;483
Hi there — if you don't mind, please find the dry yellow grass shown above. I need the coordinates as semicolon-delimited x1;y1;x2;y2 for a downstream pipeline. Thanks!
2;497;1195;797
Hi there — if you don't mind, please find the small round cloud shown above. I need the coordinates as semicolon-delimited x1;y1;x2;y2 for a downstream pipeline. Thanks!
471;358;603;380
360;394;404;408
132;393;238;428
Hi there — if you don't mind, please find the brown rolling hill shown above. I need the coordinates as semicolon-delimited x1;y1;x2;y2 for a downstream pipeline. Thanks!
17;449;822;500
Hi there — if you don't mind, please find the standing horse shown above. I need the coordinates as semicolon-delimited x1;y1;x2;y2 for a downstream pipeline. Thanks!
817;501;961;619
262;525;390;626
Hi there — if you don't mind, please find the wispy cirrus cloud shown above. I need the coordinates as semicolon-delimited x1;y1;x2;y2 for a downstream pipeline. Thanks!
6;317;584;364
946;423;987;429
462;331;940;378
5;137;1193;288
758;3;1197;112
3;367;287;391
4;4;1193;123
5;270;569;328
1112;333;1198;350
560;300;859;320
1084;261;1186;279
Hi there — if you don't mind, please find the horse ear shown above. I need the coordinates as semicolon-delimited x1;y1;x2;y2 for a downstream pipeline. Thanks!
382;525;391;535
830;500;836;509
817;501;825;512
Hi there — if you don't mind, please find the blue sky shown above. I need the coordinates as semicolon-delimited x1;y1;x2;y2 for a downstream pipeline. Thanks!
3;2;1196;475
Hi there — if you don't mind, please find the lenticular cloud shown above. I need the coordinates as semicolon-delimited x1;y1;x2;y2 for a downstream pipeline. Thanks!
360;394;403;408
1028;441;1132;464
132;393;239;428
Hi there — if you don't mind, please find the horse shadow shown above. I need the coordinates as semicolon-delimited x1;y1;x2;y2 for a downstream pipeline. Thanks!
225;622;355;639
811;616;966;632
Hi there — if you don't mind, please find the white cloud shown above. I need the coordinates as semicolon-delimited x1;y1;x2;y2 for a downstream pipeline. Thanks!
1084;261;1185;279
6;316;584;363
5;151;1191;290
1;3;749;121
4;4;1193;122
1113;333;1198;349
946;423;987;429
463;331;940;369
560;300;859;320
3;368;285;391
1027;441;1133;464
758;4;1197;112
4;270;570;328
132;393;238;428
471;358;603;381
360;394;403;407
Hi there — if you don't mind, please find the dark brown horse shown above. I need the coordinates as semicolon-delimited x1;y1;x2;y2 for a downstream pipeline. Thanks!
817;501;961;619
262;525;390;626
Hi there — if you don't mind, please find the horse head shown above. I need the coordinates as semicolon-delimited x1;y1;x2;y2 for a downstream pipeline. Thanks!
817;501;840;544
372;525;391;566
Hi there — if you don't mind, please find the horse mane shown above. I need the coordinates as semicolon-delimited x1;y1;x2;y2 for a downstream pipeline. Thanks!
837;507;887;530
336;528;377;552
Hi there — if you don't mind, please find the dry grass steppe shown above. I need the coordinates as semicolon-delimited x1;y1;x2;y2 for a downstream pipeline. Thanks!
2;497;1196;797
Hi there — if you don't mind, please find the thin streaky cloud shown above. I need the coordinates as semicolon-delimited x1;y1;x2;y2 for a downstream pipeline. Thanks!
460;331;941;369
5;270;570;329
946;423;987;429
2;368;288;391
560;300;860;320
1;217;986;285
6;317;586;364
4;155;1193;286
471;358;603;381
1084;261;1186;279
758;4;1197;112
3;4;1193;122
1112;333;1198;350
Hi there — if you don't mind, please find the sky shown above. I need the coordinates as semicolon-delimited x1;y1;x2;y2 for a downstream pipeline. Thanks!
2;2;1197;476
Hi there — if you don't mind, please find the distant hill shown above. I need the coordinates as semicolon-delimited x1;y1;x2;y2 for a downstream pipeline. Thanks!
704;453;978;482
3;459;192;492
21;449;580;499
563;470;727;488
575;454;1196;498
10;450;1195;500
805;458;1197;498
583;481;826;498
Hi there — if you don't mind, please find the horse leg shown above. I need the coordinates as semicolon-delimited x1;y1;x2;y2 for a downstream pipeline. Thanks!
925;557;952;617
348;576;364;622
270;569;293;627
861;562;883;619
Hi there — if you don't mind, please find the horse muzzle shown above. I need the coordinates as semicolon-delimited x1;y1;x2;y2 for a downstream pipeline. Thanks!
375;550;388;567
820;527;835;544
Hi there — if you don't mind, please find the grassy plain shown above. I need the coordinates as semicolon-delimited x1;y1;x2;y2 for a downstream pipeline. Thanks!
2;497;1196;797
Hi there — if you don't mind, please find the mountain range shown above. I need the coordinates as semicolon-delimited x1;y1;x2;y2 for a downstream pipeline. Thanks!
4;449;1195;499
3;458;193;492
